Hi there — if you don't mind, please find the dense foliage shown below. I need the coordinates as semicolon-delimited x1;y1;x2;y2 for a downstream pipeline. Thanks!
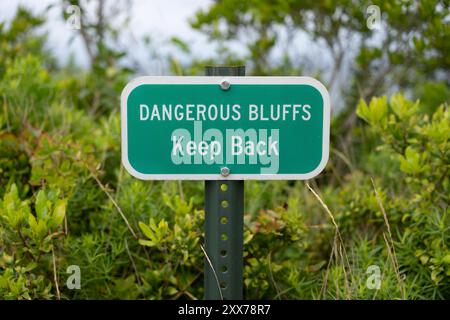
0;2;449;300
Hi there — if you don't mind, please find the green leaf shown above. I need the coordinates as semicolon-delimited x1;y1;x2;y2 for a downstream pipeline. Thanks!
356;96;388;125
166;286;178;295
28;214;38;232
36;219;48;239
149;218;158;233
390;93;420;119
138;239;155;247
399;147;423;174
158;219;168;232
170;36;190;53
138;221;155;240
24;262;38;272
390;93;408;117
442;254;450;265
368;96;388;123
52;199;66;226
7;183;19;204
419;255;430;265
35;190;48;220
356;98;370;123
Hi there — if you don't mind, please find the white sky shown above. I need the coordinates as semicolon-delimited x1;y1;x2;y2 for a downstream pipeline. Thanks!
0;0;345;109
0;0;214;71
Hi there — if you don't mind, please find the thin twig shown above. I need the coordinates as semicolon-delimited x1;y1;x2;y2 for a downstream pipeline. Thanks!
184;291;198;300
171;273;202;300
17;227;36;261
306;182;353;299
306;183;338;229
320;233;337;299
273;287;294;300
64;213;68;236
87;166;137;239
371;178;405;299
124;238;141;286
268;251;281;300
383;232;404;297
200;244;223;300
51;245;61;300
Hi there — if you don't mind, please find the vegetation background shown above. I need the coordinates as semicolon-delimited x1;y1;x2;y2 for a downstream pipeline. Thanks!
0;0;448;300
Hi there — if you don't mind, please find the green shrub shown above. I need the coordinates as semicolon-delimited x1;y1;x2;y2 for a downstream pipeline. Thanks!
0;184;66;299
357;94;449;297
0;8;448;299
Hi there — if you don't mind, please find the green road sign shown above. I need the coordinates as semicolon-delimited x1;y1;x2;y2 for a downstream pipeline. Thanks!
121;76;330;180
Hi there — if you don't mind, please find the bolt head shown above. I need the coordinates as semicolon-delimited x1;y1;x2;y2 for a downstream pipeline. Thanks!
220;79;231;90
220;167;230;177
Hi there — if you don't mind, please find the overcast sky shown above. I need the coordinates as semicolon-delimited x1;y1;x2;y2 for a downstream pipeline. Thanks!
0;0;324;74
0;0;214;71
0;0;346;109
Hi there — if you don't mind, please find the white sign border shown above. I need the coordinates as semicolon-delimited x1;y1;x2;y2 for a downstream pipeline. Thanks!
121;76;330;180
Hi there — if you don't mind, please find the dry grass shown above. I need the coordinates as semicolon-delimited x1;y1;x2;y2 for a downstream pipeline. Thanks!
200;244;223;300
371;178;406;299
306;182;354;299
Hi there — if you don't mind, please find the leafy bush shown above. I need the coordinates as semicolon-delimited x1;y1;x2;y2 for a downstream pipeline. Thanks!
0;6;448;301
0;184;66;299
357;94;449;295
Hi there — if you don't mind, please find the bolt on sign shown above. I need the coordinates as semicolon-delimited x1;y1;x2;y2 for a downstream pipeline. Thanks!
121;77;330;180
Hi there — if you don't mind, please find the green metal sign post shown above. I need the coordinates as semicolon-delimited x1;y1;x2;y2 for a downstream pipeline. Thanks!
204;66;245;300
120;67;330;300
